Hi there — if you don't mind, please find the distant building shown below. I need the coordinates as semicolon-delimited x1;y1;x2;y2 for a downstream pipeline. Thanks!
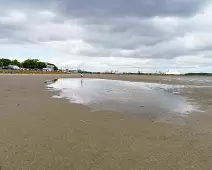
69;70;78;73
8;65;20;70
43;63;54;72
165;69;181;75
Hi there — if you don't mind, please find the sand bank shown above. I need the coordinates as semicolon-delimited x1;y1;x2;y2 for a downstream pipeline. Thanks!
1;74;212;169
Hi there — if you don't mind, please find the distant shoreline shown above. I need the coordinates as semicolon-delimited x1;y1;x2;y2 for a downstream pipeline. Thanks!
1;70;212;76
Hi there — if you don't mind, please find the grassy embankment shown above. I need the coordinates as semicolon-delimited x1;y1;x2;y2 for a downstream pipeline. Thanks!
0;70;65;74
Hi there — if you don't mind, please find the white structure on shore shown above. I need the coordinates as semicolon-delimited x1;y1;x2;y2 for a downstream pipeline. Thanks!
165;69;181;75
43;63;54;72
8;65;20;70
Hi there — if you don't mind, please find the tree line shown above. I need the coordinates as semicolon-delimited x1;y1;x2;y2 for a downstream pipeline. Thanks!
0;58;58;70
185;73;212;76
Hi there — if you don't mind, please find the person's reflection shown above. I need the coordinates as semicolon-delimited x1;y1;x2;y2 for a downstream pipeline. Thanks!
81;78;83;87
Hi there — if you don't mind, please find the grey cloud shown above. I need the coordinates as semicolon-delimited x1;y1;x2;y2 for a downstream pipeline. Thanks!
0;0;56;10
59;0;209;18
0;0;212;68
0;0;208;18
0;22;28;43
82;18;182;50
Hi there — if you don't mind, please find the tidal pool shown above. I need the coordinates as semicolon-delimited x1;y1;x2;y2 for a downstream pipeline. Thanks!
47;78;198;122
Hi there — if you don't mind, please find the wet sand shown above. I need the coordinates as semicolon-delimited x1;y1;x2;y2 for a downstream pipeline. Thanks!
1;74;212;169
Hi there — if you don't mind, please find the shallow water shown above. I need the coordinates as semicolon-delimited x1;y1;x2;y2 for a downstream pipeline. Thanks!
47;78;198;122
163;76;212;84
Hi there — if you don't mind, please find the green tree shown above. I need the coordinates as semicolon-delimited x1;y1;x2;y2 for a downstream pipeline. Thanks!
0;58;11;66
37;62;46;69
0;58;58;70
11;59;22;67
22;59;38;69
54;65;58;71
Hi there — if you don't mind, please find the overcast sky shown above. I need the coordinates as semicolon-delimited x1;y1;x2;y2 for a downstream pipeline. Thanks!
0;0;212;73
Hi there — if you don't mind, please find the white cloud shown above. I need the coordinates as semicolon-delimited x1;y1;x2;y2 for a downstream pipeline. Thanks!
39;10;56;21
0;10;27;24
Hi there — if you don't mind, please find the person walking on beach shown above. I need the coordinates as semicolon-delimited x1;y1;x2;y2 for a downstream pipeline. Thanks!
81;73;83;78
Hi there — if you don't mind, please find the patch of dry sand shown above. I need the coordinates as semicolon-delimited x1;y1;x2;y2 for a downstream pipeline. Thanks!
0;74;212;169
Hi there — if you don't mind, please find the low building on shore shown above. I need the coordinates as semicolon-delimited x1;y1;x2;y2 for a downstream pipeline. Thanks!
43;63;55;72
165;69;181;75
4;65;20;70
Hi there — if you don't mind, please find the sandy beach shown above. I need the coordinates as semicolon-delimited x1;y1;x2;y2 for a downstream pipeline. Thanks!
1;74;212;170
